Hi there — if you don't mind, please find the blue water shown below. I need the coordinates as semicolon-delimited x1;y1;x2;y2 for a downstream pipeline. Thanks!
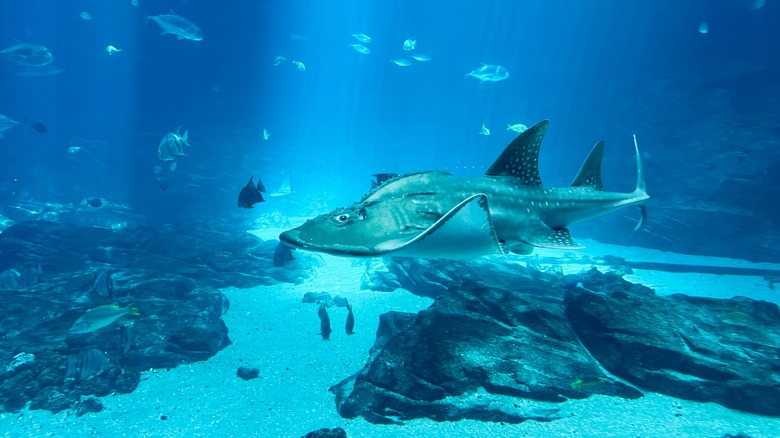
2;0;777;230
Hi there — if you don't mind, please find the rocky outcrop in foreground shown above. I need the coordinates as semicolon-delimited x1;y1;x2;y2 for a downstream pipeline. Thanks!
0;220;318;413
335;258;780;424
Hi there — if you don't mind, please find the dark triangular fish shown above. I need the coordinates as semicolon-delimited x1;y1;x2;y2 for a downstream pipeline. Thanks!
119;324;133;357
238;176;266;208
32;121;47;133
65;348;108;381
94;270;113;298
371;173;399;189
318;303;331;340
345;302;355;335
273;242;295;267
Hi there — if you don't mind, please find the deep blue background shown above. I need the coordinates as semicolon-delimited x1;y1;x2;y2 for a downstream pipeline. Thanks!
1;0;778;257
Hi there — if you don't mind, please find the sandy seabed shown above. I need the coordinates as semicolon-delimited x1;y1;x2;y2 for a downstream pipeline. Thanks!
2;237;780;438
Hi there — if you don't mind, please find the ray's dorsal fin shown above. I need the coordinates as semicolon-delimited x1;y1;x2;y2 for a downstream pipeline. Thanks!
570;140;605;191
485;120;549;186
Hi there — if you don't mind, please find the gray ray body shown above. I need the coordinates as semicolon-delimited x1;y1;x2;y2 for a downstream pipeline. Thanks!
280;120;649;258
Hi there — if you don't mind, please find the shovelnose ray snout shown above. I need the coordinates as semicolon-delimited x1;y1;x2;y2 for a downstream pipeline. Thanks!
279;120;649;259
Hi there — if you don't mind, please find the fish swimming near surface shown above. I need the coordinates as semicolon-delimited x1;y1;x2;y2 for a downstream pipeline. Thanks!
352;33;372;43
507;123;528;133
238;176;267;208
279;120;649;258
350;44;370;54
466;64;509;83
345;302;355;335
148;13;203;41
69;303;140;334
0;114;21;139
0;43;54;66
318;303;332;340
157;127;189;161
390;58;412;67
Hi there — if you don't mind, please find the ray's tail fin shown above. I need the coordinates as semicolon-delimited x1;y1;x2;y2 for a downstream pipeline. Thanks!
633;134;649;231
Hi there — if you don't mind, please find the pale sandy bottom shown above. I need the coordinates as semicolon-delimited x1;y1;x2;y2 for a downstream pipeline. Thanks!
2;236;780;438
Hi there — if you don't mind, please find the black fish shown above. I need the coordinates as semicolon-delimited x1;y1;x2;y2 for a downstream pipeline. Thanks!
32;121;47;133
86;198;102;208
93;269;113;298
119;324;132;357
273;242;295;267
318;303;331;340
156;176;169;191
371;173;399;189
238;176;267;208
345;302;355;335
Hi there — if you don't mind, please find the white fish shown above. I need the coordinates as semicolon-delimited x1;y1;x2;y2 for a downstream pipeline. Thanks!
698;22;709;34
148;14;203;41
402;39;416;51
0;114;21;139
157;128;190;161
479;124;490;136
507;123;528;133
169;162;177;171
263;128;270;140
466;64;509;83
411;54;431;62
390;58;412;67
106;45;122;55
273;55;286;66
130;0;139;6
292;60;305;71
0;43;54;66
69;303;140;334
352;33;372;43
351;44;370;54
79;11;93;20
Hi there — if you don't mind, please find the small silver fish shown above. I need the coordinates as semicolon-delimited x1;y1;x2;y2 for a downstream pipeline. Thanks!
148;14;203;41
350;44;370;55
390;58;412;67
507;123;528;133
411;54;431;62
273;55;286;66
93;270;113;298
106;45;122;55
292;60;305;71
479;123;490;136
79;11;93;20
466;64;510;83
402;38;416;51
263;128;270;140
352;33;372;43
157;127;190;161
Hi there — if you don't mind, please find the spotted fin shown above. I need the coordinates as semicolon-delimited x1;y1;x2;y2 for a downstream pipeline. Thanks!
375;194;503;258
485;120;549;186
571;140;605;191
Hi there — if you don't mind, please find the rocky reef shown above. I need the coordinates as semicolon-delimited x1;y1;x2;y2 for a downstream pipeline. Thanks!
336;258;780;424
0;220;318;413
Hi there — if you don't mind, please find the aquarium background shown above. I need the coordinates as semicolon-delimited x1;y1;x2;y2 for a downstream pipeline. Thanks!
1;0;779;261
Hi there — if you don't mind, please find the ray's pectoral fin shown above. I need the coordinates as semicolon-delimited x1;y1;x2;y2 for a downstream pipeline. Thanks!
375;194;504;258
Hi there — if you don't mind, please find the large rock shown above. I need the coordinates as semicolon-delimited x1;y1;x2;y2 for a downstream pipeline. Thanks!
332;261;642;425
334;259;780;423
565;271;780;416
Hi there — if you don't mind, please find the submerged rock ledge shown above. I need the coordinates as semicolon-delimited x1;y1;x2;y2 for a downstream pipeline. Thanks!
336;259;780;424
0;220;318;413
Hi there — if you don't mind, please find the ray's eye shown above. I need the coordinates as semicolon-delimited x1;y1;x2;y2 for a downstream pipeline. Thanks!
336;213;350;223
357;208;367;220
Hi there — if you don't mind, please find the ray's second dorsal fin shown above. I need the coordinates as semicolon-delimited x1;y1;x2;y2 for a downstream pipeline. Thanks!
485;120;549;186
570;140;605;191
